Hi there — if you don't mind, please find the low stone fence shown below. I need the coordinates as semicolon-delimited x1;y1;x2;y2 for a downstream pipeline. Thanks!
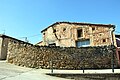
7;38;118;69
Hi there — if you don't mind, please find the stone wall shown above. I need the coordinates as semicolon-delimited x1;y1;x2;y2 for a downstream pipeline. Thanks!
7;38;118;69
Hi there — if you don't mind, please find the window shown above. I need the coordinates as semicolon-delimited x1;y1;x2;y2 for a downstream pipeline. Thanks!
53;29;56;33
77;29;83;38
92;27;95;31
48;43;56;46
103;39;106;43
76;39;90;47
43;32;45;35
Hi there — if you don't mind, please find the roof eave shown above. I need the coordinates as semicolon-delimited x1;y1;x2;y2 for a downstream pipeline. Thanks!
41;22;116;33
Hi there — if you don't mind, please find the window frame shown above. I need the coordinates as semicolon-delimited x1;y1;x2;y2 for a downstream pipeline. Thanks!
76;39;90;47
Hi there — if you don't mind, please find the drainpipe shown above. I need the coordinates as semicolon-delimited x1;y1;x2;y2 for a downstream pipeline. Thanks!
111;26;115;73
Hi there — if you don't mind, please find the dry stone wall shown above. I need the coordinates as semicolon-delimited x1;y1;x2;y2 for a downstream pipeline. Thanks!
7;38;118;69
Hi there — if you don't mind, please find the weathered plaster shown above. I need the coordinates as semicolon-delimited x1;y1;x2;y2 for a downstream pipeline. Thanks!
40;22;115;47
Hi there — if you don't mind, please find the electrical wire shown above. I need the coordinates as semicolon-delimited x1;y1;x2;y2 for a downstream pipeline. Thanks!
18;34;41;39
18;33;41;42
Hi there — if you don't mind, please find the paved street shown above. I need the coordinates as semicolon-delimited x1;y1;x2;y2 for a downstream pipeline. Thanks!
0;61;69;80
0;60;120;80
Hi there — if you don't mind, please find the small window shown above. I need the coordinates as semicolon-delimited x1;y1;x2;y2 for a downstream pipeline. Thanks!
53;29;56;33
77;29;83;38
43;33;45;35
92;27;95;31
103;39;106;43
49;43;56;46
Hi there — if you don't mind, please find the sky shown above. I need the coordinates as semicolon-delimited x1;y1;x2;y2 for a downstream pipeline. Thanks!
0;0;120;44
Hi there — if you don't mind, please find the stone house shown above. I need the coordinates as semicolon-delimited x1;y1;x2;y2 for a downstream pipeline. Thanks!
0;34;31;60
39;22;120;65
40;22;116;47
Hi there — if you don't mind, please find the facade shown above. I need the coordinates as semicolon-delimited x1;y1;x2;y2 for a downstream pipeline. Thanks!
0;34;9;59
40;22;116;47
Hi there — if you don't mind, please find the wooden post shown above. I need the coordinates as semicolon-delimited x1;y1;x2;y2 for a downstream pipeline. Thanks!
83;66;84;73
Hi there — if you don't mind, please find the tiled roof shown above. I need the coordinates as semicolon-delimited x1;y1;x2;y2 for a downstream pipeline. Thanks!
41;21;115;33
0;34;33;45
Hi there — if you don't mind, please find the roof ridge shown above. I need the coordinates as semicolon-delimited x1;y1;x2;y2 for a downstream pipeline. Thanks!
55;21;114;25
41;21;115;33
0;34;33;45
